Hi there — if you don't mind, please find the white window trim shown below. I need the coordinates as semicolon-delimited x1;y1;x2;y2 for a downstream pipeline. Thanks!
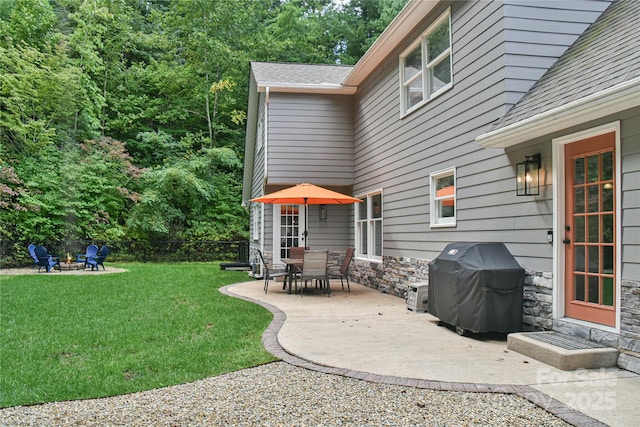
252;204;260;241
430;167;457;228
355;189;383;263
399;8;453;117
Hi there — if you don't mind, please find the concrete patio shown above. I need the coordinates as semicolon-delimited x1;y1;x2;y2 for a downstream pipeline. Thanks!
225;280;639;427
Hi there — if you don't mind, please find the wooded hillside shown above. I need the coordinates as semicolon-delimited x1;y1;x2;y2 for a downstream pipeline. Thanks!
0;0;405;265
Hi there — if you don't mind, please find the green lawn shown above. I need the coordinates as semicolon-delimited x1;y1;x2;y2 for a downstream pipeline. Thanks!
0;263;277;408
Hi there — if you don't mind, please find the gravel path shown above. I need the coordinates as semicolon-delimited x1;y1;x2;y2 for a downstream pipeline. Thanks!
0;362;568;426
0;267;126;275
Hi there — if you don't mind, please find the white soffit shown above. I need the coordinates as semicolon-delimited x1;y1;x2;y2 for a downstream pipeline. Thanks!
476;78;640;149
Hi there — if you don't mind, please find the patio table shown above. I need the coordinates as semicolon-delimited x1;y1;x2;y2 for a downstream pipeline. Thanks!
281;258;303;294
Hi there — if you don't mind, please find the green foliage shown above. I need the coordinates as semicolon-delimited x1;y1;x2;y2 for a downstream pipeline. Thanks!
333;0;408;64
0;44;83;153
127;146;246;241
127;130;184;168
0;0;402;265
127;166;210;239
0;263;276;407
0;0;58;50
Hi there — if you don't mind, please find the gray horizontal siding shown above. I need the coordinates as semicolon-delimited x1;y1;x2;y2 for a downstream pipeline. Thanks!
621;109;640;280
500;0;614;113
353;0;568;272
305;204;353;251
267;93;354;186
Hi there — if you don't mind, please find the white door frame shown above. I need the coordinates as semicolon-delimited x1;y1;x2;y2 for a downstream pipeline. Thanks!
272;204;306;265
552;121;621;333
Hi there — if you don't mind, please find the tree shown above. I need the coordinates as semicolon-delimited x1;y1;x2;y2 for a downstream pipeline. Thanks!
126;146;246;241
329;0;408;64
65;0;113;139
0;0;58;50
0;44;83;154
0;0;403;266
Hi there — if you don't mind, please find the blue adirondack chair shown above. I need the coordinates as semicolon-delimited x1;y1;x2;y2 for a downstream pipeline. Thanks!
34;246;61;272
28;244;38;268
85;245;109;271
77;244;98;264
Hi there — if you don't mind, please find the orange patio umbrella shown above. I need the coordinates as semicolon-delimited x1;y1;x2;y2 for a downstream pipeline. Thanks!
250;182;362;205
250;183;362;245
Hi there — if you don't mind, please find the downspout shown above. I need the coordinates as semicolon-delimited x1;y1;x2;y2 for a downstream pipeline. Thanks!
260;86;270;267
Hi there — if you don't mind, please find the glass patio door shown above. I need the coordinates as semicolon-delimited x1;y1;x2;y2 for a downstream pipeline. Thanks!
276;204;305;262
563;132;616;326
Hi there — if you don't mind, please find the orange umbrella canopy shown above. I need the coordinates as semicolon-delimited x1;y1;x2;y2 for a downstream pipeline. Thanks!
250;183;362;205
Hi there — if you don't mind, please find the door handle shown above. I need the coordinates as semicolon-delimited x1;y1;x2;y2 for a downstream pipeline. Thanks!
562;239;571;245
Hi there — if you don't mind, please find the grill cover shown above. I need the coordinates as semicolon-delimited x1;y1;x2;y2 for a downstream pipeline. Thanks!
427;242;524;333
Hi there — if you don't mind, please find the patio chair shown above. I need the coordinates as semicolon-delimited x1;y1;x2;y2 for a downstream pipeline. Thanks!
85;245;109;271
76;244;98;264
34;246;61;272
295;250;329;297
257;249;289;294
328;247;354;292
28;244;38;268
288;246;309;259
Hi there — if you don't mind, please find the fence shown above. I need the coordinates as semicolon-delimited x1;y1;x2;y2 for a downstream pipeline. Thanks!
1;240;250;267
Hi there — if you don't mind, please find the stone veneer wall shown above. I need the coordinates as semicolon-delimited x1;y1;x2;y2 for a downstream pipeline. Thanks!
350;255;430;297
522;270;554;331
619;279;640;373
348;256;640;374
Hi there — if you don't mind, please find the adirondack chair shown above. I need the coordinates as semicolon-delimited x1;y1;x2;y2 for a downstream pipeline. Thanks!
34;246;61;272
76;244;98;263
28;244;38;268
85;245;109;271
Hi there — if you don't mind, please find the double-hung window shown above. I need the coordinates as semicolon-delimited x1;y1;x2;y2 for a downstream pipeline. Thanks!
400;9;452;115
356;191;383;262
430;168;456;227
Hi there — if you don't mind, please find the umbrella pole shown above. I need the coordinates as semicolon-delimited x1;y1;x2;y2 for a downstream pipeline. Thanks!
303;199;308;247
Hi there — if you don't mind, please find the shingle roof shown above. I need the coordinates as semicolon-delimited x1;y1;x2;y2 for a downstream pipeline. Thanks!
490;0;640;131
251;62;353;87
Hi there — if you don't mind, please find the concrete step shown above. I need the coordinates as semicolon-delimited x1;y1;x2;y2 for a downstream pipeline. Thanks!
507;331;619;371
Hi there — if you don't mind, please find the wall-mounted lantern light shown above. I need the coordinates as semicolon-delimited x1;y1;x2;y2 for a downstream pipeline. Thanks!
516;153;541;196
319;204;327;220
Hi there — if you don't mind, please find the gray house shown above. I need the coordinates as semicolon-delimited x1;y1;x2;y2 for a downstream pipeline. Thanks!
243;0;639;373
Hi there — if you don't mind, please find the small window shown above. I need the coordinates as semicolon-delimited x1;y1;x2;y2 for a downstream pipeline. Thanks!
400;9;452;115
252;205;260;241
256;116;264;151
430;168;456;227
355;191;383;262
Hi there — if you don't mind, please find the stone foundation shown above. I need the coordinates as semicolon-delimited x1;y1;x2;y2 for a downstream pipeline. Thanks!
350;255;429;297
522;270;554;331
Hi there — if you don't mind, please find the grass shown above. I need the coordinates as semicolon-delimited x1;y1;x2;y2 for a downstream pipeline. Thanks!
0;263;277;408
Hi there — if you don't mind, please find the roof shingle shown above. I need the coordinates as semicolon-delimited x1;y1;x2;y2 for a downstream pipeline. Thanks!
251;62;353;87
